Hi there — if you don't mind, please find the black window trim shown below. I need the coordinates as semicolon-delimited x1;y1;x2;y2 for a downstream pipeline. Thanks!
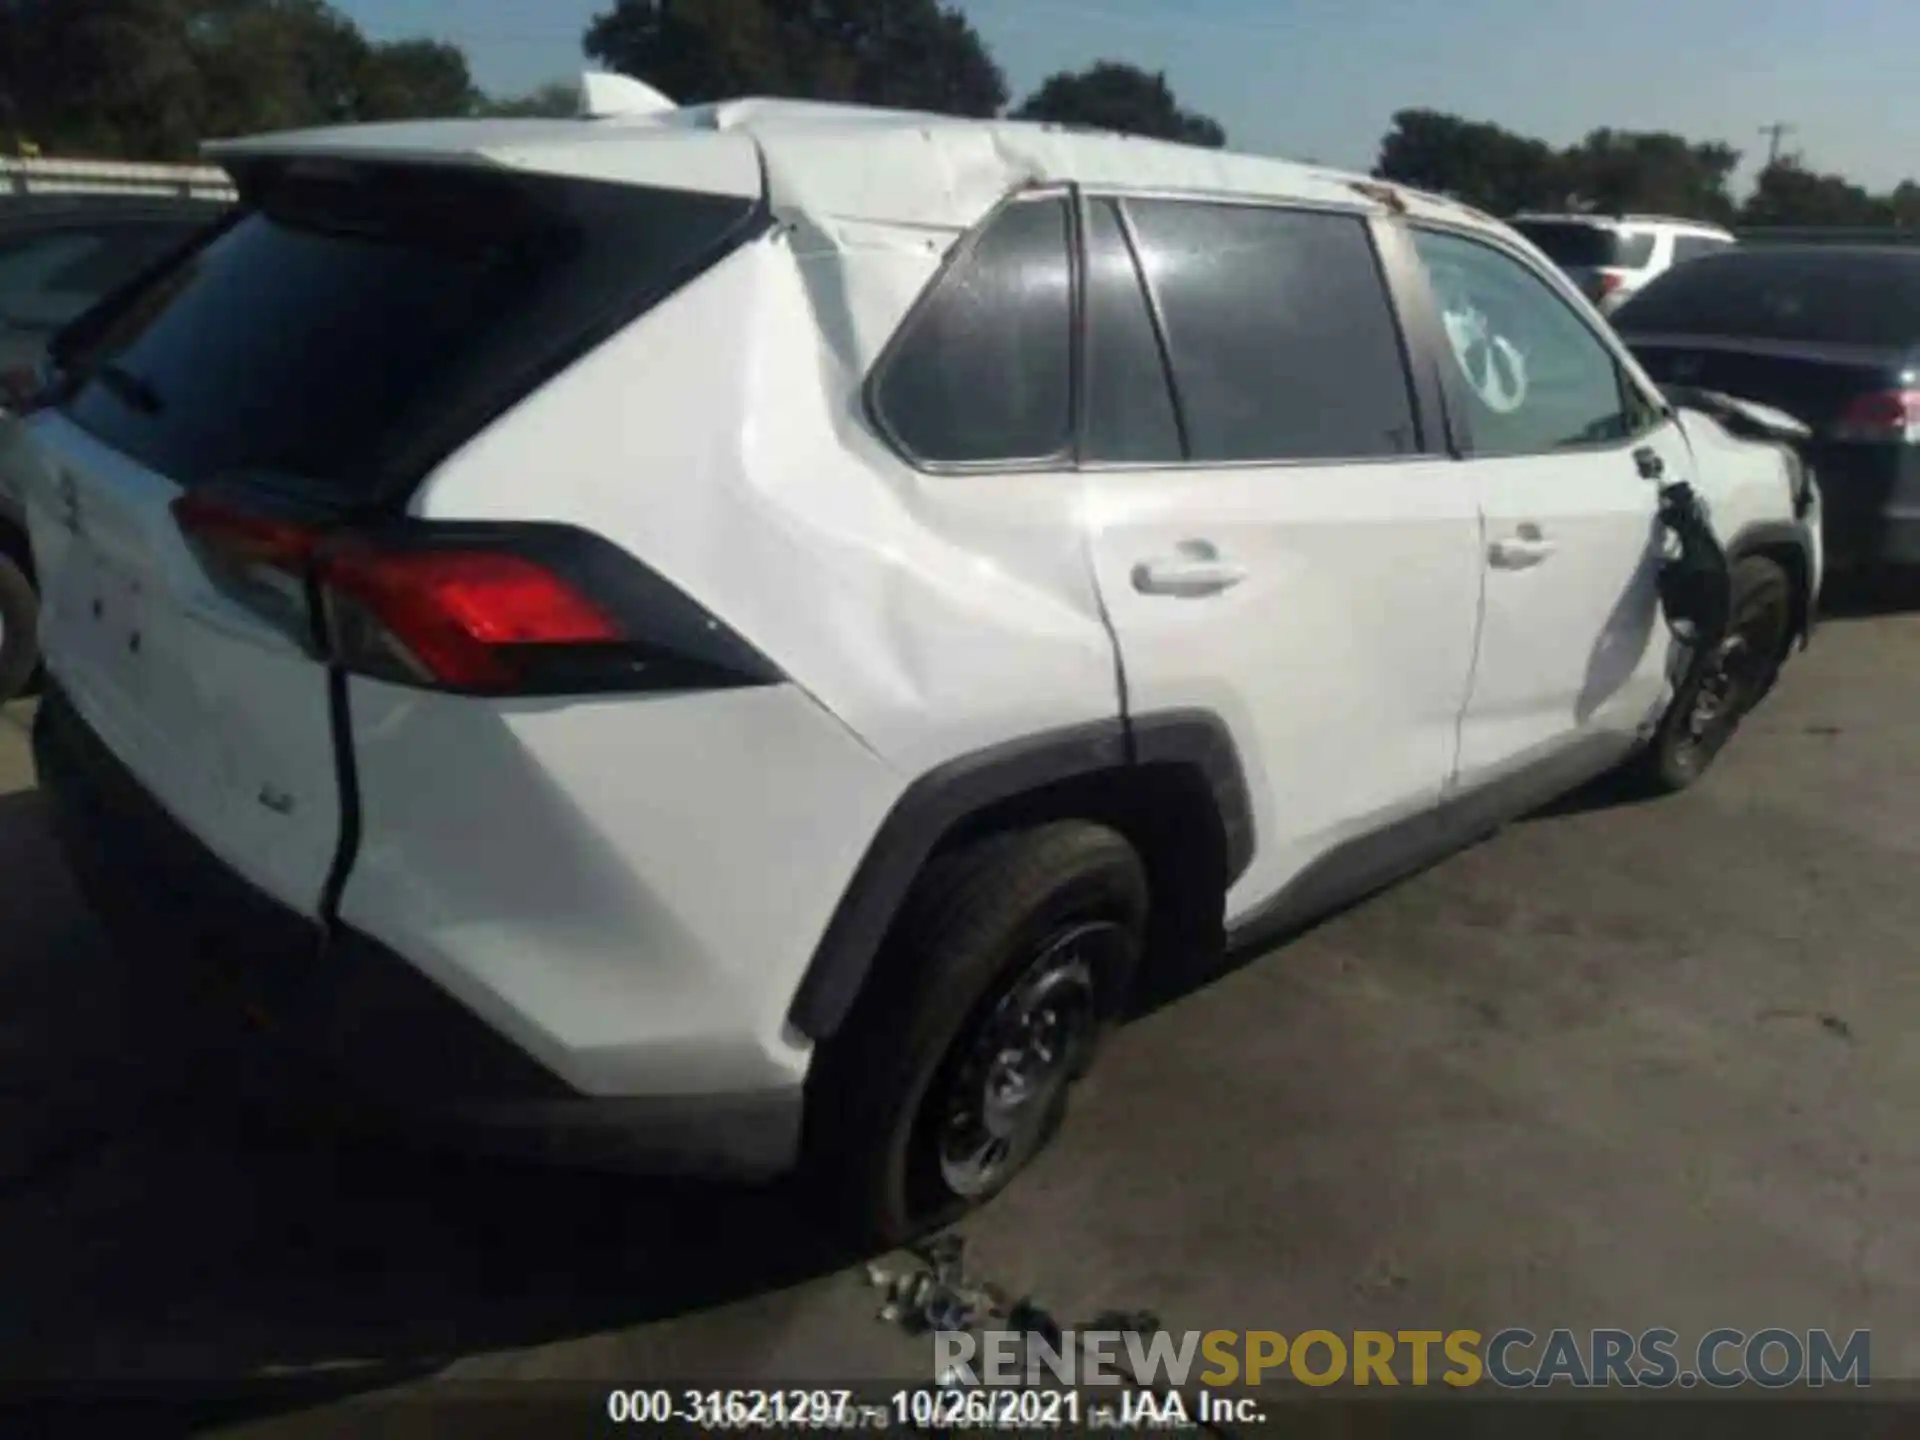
862;183;1084;476
1090;191;1441;472
871;183;1452;476
1396;217;1675;461
1072;189;1192;467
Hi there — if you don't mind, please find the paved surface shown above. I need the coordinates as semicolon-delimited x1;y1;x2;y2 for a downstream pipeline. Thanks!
2;583;1918;1430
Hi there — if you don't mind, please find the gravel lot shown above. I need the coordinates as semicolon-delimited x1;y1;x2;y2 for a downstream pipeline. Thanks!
1;581;1916;1431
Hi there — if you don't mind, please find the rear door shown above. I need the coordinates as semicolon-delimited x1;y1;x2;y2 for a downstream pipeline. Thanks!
1080;195;1485;920
1405;223;1681;793
21;156;760;919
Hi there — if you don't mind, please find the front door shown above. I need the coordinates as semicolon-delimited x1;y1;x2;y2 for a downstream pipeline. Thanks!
1404;224;1683;796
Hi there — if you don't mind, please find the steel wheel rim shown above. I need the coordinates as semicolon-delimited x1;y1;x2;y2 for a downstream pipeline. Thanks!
933;922;1116;1199
1676;594;1787;766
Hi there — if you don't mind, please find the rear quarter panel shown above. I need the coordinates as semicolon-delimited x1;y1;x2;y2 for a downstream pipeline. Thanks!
339;224;1124;1094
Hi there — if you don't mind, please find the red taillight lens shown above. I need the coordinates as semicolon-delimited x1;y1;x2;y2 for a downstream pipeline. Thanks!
173;491;325;644
172;495;777;696
321;545;622;690
1596;272;1626;296
1832;389;1920;444
173;491;321;572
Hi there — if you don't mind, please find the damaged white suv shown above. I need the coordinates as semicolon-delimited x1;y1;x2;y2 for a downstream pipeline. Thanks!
11;78;1820;1245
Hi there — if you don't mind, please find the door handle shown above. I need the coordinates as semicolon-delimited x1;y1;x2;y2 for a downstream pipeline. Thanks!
1488;527;1557;569
1131;541;1246;598
1634;446;1665;480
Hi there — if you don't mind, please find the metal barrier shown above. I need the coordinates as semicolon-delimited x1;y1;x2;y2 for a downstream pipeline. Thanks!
0;155;237;201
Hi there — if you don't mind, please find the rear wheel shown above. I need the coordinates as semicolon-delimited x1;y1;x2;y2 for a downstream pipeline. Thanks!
0;549;38;703
804;821;1147;1250
1625;555;1792;793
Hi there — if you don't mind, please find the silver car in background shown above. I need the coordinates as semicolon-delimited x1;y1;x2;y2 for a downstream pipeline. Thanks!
0;194;231;699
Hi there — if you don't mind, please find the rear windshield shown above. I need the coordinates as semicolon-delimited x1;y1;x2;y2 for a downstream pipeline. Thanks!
56;163;757;500
1512;222;1654;269
1611;248;1920;347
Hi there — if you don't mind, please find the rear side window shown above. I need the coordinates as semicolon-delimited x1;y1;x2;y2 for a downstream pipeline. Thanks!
0;227;192;333
59;165;756;499
1082;197;1181;464
1612;248;1920;346
871;194;1074;465
1669;234;1729;266
1125;199;1418;462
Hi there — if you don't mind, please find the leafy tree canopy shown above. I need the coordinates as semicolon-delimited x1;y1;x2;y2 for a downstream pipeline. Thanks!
0;0;481;159
1375;107;1918;229
1012;61;1226;148
583;0;1007;117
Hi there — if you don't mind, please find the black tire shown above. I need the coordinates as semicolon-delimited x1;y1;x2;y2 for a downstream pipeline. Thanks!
0;548;38;704
803;820;1148;1250
1623;554;1792;795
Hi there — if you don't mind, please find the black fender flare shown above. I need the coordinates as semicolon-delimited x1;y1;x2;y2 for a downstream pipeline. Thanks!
1725;518;1819;647
786;710;1254;1042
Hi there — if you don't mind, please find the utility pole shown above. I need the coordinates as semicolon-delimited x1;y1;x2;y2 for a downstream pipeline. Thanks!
1759;122;1796;168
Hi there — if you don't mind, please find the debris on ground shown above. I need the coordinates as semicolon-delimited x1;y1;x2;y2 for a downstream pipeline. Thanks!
867;1231;1236;1435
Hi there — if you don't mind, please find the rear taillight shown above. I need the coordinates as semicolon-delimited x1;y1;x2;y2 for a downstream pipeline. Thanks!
172;490;323;642
171;493;780;696
1595;272;1626;298
320;544;622;691
1831;389;1920;445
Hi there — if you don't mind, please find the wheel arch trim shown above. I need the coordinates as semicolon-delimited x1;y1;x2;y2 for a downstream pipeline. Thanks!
786;709;1254;1042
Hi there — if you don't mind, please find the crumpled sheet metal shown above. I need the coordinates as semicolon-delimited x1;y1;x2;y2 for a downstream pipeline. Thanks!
755;118;1373;235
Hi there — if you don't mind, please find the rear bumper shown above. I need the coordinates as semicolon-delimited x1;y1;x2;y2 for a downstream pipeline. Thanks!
1808;444;1920;569
32;679;802;1180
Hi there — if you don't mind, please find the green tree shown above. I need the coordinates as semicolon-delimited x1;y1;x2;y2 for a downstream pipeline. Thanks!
0;0;479;159
1373;109;1571;215
1561;128;1740;223
1740;158;1890;227
582;0;1007;117
356;38;479;121
0;0;206;158
1886;180;1920;229
1012;61;1225;147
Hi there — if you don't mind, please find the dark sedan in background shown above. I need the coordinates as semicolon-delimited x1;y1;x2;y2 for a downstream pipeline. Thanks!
1613;245;1920;574
0;193;230;699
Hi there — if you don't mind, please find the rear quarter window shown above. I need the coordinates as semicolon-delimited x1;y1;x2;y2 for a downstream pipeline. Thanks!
1669;234;1731;267
869;193;1075;466
57;165;757;501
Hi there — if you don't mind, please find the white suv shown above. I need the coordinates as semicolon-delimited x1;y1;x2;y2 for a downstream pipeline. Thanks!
1511;214;1737;315
11;87;1819;1245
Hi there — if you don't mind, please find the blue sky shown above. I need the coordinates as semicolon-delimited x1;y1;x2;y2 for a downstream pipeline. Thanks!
335;0;1920;194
